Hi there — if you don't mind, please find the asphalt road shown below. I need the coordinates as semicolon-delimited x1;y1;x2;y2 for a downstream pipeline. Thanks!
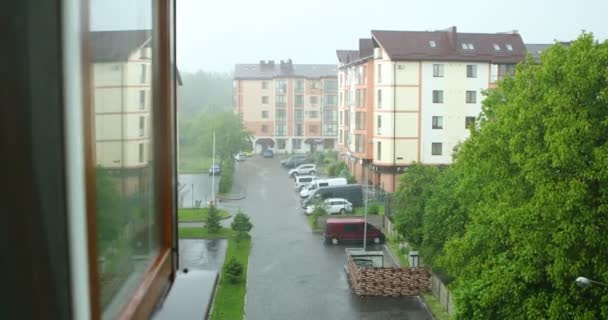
232;157;433;320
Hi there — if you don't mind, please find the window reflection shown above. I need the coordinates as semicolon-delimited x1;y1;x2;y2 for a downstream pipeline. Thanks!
89;0;160;318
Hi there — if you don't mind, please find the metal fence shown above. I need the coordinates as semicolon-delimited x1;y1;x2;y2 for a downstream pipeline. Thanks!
431;273;455;315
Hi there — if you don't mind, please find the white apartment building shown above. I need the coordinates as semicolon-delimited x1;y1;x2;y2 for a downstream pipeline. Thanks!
342;27;526;192
92;30;153;194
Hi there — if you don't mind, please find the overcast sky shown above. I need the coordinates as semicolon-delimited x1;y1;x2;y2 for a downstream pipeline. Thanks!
93;0;607;73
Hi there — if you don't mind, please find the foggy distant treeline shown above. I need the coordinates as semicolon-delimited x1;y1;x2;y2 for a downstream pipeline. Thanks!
178;70;233;116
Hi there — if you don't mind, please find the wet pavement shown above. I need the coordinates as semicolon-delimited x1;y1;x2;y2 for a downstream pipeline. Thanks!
179;239;228;270
232;157;433;320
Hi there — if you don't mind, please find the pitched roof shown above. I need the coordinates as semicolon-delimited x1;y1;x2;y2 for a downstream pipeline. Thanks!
234;62;337;79
91;30;151;62
525;42;570;62
336;50;360;64
371;27;526;63
359;38;374;58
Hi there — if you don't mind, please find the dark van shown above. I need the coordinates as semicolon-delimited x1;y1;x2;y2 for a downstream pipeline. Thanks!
302;184;363;208
324;218;385;245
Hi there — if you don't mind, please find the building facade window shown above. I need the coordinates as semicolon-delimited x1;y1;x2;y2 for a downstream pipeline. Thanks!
377;64;382;83
140;64;147;83
338;129;343;143
295;124;303;136
377;141;382;160
275;80;287;94
311;80;319;89
294;109;303;122
310;96;318;105
276;109;286;121
138;142;144;163
355;112;366;130
323;109;337;122
466;91;477;103
262;96;269;104
292;139;302;149
309;124;319;134
498;64;515;80
323;95;337;106
276;124;286;136
466;64;477;78
323;79;337;91
309;111;318;119
139;116;145;136
262;81;268;89
355;134;365;152
261;110;269;118
261;125;268;133
465;116;476;128
275;94;286;107
295;95;304;107
277;139;286;149
295;80;305;93
432;142;443;155
432;90;444;103
377;115;382;135
433;64;444;77
377;89;382;108
139;90;146;109
432;116;443;129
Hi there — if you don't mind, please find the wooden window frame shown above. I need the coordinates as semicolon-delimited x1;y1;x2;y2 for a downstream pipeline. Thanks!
82;0;177;319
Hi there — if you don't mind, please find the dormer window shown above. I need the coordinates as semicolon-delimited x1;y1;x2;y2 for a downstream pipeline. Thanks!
493;44;501;51
429;40;436;48
506;44;513;51
462;43;474;50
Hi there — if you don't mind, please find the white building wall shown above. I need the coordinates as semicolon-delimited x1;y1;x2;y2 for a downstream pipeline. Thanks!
420;61;488;164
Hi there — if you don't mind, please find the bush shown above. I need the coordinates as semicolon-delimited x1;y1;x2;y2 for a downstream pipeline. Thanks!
310;204;327;229
368;204;380;215
206;205;222;233
231;211;253;240
218;158;234;194
327;161;347;177
224;257;243;284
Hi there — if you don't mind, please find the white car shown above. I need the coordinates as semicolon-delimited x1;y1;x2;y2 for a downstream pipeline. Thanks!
234;153;246;161
305;198;353;215
294;175;317;191
288;164;316;177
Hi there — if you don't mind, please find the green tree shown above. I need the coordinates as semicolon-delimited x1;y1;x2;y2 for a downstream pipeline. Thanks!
392;163;440;248
231;211;253;239
95;167;126;254
224;257;244;284
438;34;608;319
206;204;222;233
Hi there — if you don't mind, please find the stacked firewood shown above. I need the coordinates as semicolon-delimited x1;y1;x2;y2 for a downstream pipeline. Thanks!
347;257;431;297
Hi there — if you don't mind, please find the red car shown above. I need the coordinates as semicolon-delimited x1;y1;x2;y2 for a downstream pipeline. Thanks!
324;218;385;245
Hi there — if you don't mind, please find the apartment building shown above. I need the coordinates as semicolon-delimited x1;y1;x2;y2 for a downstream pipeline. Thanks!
337;38;375;184
92;30;153;195
338;27;526;192
233;60;338;153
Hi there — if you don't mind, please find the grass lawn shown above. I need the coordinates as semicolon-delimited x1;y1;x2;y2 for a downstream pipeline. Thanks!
178;208;231;222
354;203;385;216
422;293;453;320
386;237;410;267
178;227;235;239
210;238;251;320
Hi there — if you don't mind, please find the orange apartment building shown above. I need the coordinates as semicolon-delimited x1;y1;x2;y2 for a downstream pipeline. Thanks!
233;60;338;154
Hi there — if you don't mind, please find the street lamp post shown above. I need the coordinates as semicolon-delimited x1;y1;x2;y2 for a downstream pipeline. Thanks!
576;276;607;288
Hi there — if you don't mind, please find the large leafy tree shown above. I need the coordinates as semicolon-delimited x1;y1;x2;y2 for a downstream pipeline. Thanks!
393;163;440;248
438;34;608;319
192;111;252;160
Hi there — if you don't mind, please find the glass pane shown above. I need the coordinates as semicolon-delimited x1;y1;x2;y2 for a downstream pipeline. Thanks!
88;0;160;318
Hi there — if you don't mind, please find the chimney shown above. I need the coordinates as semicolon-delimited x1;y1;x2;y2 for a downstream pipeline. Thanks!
444;26;457;49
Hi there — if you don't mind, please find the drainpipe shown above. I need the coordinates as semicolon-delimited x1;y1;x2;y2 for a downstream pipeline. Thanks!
392;62;396;192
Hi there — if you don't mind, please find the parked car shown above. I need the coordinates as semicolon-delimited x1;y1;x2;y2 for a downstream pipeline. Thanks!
306;198;352;215
288;164;316;177
294;175;317;191
208;164;221;175
262;149;274;158
324;218;385;245
302;184;363;208
281;154;312;168
234;153;245;161
299;177;347;198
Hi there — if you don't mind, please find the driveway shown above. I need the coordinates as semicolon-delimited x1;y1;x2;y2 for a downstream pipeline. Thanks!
231;157;433;320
